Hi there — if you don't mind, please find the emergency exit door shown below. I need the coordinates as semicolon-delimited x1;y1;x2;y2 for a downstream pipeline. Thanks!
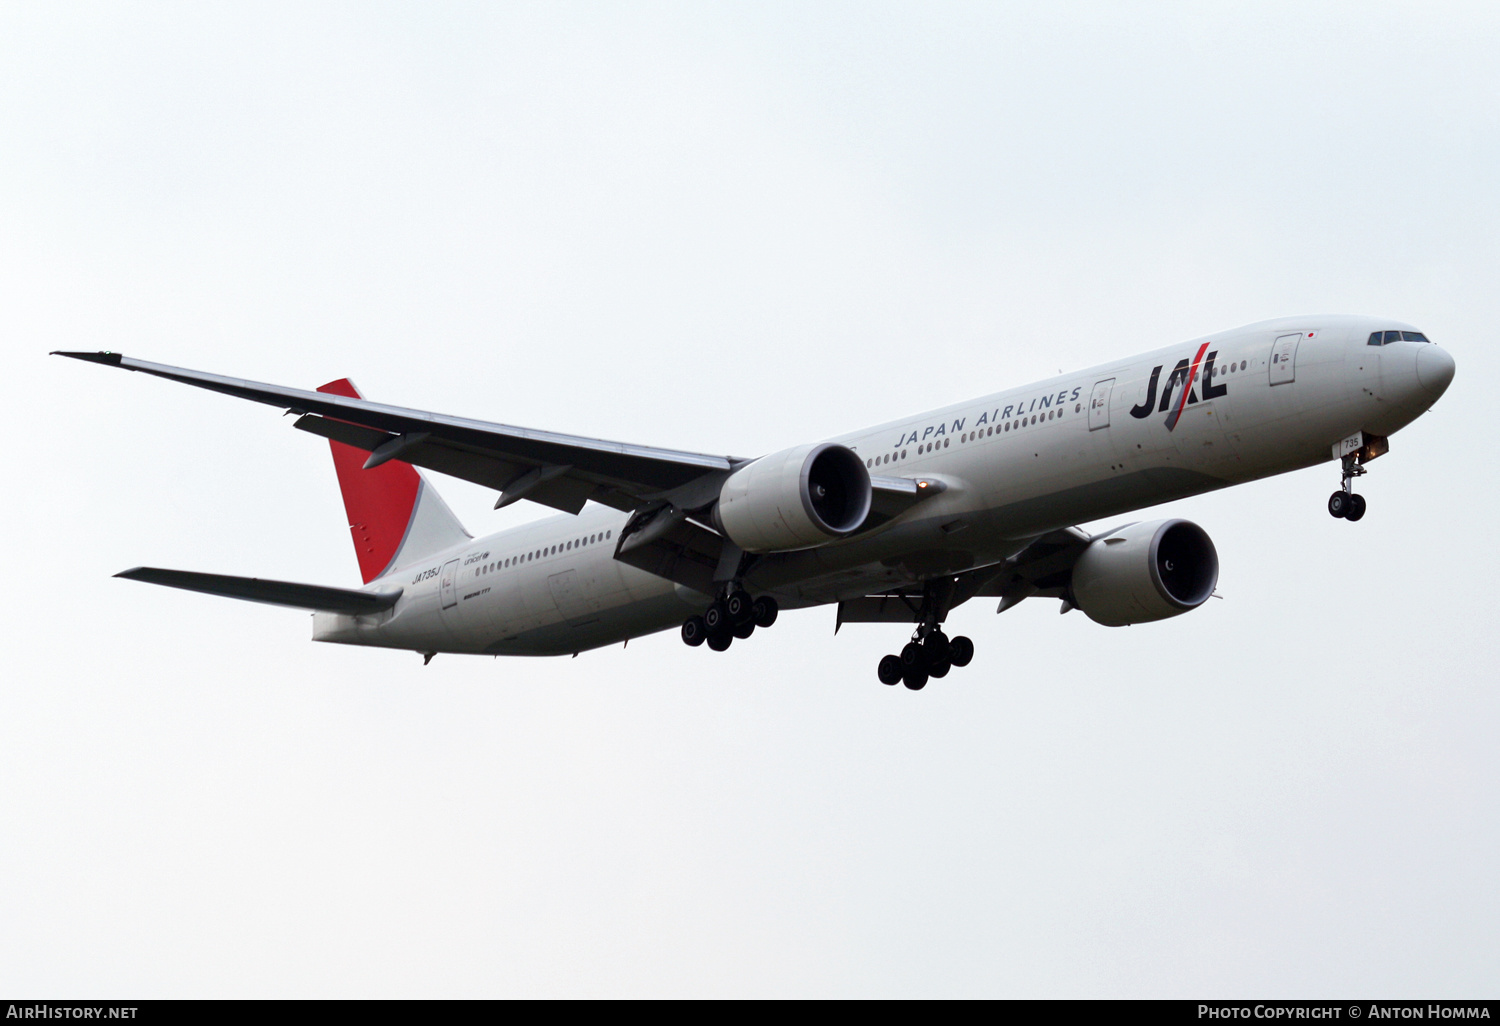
439;559;460;609
1269;333;1302;386
1088;378;1115;430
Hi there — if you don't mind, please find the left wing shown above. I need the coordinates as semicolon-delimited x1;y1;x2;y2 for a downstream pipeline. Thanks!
833;526;1093;627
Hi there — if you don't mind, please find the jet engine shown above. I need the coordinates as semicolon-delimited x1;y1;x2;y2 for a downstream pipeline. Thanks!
714;443;872;553
1070;519;1218;627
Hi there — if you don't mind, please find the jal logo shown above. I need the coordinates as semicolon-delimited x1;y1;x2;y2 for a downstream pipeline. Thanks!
1129;342;1227;430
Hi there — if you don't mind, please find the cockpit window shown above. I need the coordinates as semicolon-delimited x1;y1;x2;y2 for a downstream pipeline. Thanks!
1368;330;1431;345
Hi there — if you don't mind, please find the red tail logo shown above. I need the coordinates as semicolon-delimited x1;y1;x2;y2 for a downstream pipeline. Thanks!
317;379;423;583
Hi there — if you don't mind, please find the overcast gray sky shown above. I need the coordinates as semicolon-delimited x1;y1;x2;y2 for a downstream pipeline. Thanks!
3;1;1497;997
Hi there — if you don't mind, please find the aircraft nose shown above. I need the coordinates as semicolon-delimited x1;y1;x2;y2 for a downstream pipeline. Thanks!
1416;344;1456;399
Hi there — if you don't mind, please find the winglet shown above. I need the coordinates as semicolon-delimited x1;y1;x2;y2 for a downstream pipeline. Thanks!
51;350;124;366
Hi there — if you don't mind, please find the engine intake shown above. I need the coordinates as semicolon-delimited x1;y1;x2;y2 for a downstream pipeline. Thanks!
715;443;872;553
1071;518;1218;627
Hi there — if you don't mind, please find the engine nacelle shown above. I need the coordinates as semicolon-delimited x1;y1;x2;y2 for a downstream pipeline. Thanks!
715;443;872;553
1071;518;1218;627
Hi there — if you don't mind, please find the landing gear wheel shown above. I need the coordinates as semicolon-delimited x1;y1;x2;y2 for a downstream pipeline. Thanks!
877;654;903;686
752;595;779;628
703;601;728;633
903;667;929;690
1328;491;1349;518
900;642;926;671
706;633;732;652
1345;493;1367;521
681;616;707;647
948;636;974;668
928;658;951;679
923;631;951;663
733;620;756;640
726;589;754;625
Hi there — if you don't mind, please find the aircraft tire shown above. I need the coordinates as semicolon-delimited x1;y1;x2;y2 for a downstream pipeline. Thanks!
1345;493;1367;521
681;616;707;647
703;601;728;633
726;590;754;624
900;642;925;670
1328;491;1349;518
752;596;779;628
949;636;974;668
902;667;929;691
878;655;903;685
733;620;756;640
707;633;732;652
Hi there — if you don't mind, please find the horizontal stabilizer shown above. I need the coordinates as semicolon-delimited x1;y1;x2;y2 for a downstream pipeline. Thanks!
115;567;401;614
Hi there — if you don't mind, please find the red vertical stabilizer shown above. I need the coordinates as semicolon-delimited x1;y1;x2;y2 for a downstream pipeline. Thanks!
317;379;420;583
315;378;471;584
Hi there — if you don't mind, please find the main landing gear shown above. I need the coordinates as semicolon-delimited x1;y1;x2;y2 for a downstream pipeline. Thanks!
681;588;779;652
877;625;975;690
1328;453;1368;522
873;579;974;690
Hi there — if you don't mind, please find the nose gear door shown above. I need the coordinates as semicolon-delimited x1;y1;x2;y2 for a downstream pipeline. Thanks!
1088;378;1115;431
1269;333;1301;386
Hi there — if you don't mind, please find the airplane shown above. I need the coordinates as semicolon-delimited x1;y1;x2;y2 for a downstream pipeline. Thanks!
54;314;1455;690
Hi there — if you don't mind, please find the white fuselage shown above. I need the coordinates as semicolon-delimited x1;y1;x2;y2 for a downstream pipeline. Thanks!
313;315;1450;656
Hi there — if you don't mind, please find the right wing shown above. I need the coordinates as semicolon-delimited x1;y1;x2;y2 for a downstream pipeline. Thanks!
59;351;950;593
54;351;740;515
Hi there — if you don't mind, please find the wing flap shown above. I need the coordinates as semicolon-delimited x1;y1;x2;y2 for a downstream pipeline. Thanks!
116;567;402;615
970;527;1093;610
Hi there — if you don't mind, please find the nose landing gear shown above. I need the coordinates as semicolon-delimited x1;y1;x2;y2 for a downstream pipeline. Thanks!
1328;453;1369;521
